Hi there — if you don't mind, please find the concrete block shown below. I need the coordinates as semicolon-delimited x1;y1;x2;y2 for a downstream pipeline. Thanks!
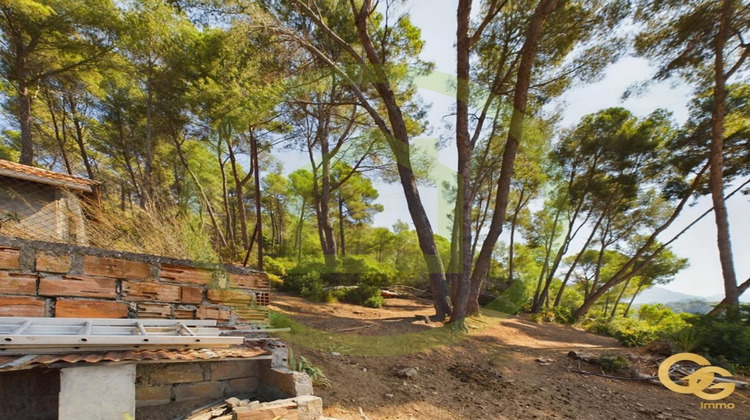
295;395;324;420
59;364;135;420
260;366;313;398
173;381;224;402
210;361;257;381
136;385;172;407
227;377;259;395
142;363;204;385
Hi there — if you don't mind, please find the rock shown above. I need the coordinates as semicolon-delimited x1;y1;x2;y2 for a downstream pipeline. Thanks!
331;352;341;357
536;357;553;365
397;367;419;379
385;394;394;399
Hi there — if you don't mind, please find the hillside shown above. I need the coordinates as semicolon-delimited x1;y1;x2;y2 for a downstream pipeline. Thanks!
271;293;750;420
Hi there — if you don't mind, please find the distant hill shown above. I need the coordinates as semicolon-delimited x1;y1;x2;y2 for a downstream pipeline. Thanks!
634;287;750;304
633;287;705;304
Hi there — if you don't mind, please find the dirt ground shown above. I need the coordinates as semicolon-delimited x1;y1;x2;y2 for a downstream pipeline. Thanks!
270;293;750;420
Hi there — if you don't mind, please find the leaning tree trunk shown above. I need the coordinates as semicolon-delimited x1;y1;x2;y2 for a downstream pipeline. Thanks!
352;1;452;320
467;0;561;315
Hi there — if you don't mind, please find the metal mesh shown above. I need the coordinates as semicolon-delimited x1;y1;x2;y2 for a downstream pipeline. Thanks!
0;174;229;264
0;176;91;245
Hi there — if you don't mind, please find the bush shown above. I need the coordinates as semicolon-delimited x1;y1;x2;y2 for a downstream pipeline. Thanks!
482;279;529;314
343;285;385;308
326;256;396;287
688;309;750;368
264;257;287;277
599;354;630;373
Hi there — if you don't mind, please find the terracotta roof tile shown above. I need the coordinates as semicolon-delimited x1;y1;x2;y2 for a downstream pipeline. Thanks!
0;347;269;372
0;159;100;192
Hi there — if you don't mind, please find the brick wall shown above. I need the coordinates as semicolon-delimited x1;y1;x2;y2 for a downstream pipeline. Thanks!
0;237;270;325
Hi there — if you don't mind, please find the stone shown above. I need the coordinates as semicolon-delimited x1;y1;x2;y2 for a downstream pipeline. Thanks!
397;367;418;379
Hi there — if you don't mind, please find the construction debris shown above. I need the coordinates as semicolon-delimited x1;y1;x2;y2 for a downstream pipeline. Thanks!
182;395;323;420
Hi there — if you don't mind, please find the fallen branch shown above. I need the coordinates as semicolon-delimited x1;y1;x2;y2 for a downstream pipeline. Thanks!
332;324;375;333
569;369;657;381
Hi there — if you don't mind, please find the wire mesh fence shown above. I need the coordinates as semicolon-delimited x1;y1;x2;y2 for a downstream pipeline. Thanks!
0;172;236;264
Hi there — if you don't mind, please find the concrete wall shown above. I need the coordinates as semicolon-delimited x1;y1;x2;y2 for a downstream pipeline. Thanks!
59;365;135;420
0;237;270;325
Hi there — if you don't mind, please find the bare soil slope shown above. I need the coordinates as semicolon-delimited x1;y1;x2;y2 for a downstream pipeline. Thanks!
271;293;750;420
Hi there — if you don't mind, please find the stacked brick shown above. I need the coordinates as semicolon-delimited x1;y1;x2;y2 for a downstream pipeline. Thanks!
0;244;270;325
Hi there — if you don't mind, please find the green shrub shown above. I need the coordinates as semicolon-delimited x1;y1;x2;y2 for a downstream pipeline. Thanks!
343;285;385;308
326;256;396;287
482;279;529;314
689;310;750;368
281;261;328;293
599;354;630;373
264;257;287;276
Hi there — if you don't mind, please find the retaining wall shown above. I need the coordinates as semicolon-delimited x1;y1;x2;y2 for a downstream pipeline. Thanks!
0;236;270;325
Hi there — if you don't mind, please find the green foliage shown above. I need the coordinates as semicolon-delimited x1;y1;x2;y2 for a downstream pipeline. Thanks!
483;279;529;314
342;285;385;308
329;256;397;287
288;349;331;388
599;354;630;373
688;307;750;368
264;256;287;277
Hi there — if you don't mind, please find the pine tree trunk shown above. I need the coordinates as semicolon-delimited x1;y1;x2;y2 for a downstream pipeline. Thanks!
710;0;739;314
467;0;561;315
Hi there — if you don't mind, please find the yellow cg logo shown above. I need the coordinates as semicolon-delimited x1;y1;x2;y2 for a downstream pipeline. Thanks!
658;353;736;401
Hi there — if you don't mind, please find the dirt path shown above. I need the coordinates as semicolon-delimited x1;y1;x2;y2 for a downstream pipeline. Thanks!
270;293;750;420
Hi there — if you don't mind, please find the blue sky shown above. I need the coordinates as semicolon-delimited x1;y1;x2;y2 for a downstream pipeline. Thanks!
278;0;749;299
